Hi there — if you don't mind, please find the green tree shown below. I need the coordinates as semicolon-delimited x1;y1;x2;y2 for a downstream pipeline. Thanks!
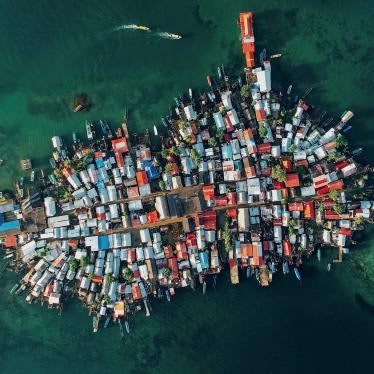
208;137;217;147
184;134;193;144
222;219;233;253
190;149;200;166
69;260;78;272
170;146;179;156
333;203;345;214
105;273;115;283
54;168;64;179
159;180;166;191
281;197;289;205
258;123;267;138
271;165;287;182
88;273;94;280
177;121;186;130
122;268;134;284
216;128;224;143
164;163;173;174
240;85;251;98
354;215;364;225
336;135;348;150
161;146;168;159
328;150;339;160
219;105;226;115
162;267;171;279
328;190;340;201
288;144;297;153
80;255;89;268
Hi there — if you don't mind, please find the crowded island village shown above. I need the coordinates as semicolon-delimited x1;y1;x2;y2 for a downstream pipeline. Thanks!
0;11;372;333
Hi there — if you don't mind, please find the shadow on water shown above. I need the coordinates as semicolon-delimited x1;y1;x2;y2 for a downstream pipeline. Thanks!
355;293;374;316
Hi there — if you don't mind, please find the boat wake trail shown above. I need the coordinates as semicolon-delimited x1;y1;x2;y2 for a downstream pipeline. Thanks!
113;24;139;31
102;25;181;40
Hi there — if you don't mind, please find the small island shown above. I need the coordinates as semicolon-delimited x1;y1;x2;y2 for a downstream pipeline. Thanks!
1;11;372;333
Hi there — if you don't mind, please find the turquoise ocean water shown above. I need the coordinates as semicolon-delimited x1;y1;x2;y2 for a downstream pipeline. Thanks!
0;0;374;373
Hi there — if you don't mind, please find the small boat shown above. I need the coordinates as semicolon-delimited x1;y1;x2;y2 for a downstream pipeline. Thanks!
271;262;276;273
99;120;112;138
153;125;158;136
327;263;332;272
0;159;3;166
270;53;282;59
343;125;352;133
30;170;35;182
72;132;77;143
287;85;293;95
246;267;251;278
282;262;289;275
259;48;267;63
217;66;222;79
119;319;124;338
19;177;24;186
3;253;14;260
189;88;192;98
86;121;94;140
174;97;180;106
169;287;175;296
74;104;84;112
125;320;130;334
238;76;243;87
294;267;301;281
104;316;111;328
165;289;171;302
48;174;57;184
207;75;212;87
352;147;362;155
93;315;98;333
159;32;182;39
136;25;150;31
317;249;321;262
9;283;19;294
157;288;162;298
49;158;56;168
207;92;215;103
161;117;168;127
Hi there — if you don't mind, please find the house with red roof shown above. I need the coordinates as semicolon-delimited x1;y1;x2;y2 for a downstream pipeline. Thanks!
303;201;315;220
203;185;215;201
282;240;292;257
285;173;300;188
136;171;148;186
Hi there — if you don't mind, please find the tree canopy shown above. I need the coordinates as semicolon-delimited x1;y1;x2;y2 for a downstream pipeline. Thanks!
122;268;134;284
329;190;340;201
240;85;251;98
258;123;267;138
162;267;171;279
333;203;345;214
336;135;348;150
271;165;287;182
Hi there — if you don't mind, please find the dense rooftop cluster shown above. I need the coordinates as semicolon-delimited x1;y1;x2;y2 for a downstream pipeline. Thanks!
0;11;372;332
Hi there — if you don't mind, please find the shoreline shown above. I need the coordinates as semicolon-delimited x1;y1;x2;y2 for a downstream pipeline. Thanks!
1;10;373;332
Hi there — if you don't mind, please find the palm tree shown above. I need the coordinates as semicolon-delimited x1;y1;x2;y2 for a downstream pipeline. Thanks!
162;267;171;280
122;268;134;284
